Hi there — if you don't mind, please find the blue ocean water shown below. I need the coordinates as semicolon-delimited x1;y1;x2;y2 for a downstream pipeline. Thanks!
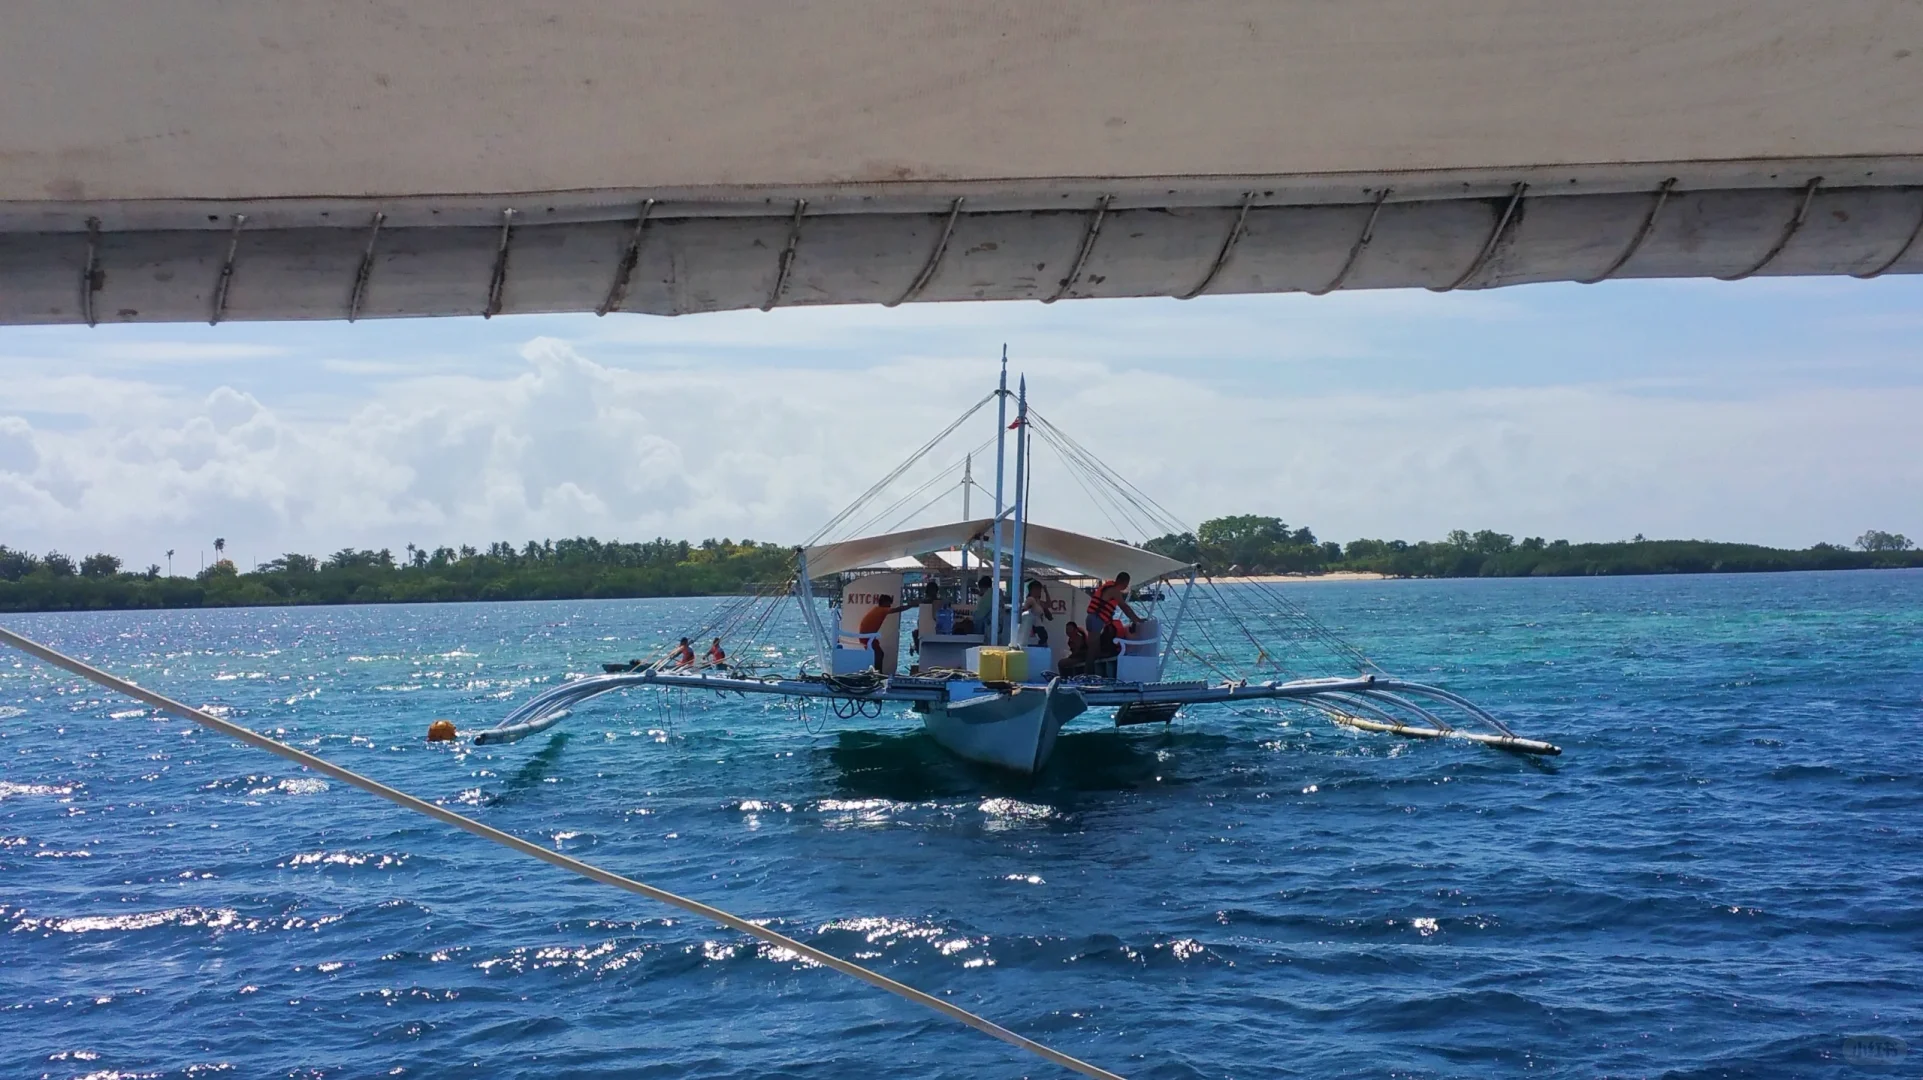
2;570;1919;1079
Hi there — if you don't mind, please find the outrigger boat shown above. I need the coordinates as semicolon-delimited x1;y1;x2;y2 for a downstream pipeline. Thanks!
474;359;1560;771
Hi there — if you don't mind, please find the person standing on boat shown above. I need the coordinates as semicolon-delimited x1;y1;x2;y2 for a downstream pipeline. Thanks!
671;637;696;668
966;575;1009;642
705;637;726;669
1084;572;1140;664
1019;579;1054;647
858;594;913;671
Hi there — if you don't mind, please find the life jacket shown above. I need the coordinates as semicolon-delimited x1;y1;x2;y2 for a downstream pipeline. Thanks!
707;644;725;663
1086;581;1121;623
673;645;695;666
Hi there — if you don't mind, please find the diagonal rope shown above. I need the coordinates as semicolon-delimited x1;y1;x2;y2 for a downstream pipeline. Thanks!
886;478;983;534
1028;426;1137;542
843;432;999;541
1027;418;1147;531
1025;407;1376;676
1026;411;1188;537
1031;439;1124;539
646;570;796;672
806;392;996;546
1229;575;1380;673
0;625;1125;1080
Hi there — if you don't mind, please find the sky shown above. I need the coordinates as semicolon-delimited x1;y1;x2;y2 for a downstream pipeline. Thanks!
2;276;1921;571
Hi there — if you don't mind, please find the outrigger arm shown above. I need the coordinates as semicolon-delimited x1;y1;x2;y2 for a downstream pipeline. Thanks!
473;669;1561;755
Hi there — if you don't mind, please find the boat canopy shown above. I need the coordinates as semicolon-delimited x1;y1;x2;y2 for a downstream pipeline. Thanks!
802;518;1191;584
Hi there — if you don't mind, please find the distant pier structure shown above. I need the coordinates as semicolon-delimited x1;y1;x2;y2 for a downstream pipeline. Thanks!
3;1;1922;325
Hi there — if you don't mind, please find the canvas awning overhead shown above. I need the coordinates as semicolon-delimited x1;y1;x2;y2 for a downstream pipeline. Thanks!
7;3;1923;323
802;519;1191;585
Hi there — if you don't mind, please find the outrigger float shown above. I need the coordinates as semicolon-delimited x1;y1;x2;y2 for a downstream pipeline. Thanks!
474;358;1560;771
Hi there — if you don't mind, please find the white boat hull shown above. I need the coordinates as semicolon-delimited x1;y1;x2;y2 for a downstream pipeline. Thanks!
921;680;1088;774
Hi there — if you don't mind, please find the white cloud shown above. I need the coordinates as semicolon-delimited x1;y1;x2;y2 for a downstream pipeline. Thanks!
5;278;1923;563
84;341;291;363
2;324;1920;568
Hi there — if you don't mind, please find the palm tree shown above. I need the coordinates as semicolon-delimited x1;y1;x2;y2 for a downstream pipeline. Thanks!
165;549;175;577
213;537;226;562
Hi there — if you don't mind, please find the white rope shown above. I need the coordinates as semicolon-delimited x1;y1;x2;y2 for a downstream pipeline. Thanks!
1027;425;1139;541
842;432;999;541
1024;407;1377;675
0;625;1125;1080
1026;411;1188;537
806;392;996;546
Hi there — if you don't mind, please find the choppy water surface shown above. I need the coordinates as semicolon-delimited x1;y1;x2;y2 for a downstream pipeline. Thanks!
3;571;1920;1079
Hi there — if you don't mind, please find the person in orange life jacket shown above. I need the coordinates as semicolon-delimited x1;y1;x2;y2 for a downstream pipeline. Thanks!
671;637;696;668
705;637;726;668
858;594;913;670
1084;572;1140;664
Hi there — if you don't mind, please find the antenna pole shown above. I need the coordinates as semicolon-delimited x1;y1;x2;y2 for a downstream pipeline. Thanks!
988;347;1007;645
1006;375;1029;646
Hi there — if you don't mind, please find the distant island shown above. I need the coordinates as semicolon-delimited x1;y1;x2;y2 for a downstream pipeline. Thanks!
1;520;1917;613
1141;518;1922;580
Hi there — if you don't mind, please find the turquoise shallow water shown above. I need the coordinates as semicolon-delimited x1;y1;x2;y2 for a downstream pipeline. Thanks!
2;570;1920;1079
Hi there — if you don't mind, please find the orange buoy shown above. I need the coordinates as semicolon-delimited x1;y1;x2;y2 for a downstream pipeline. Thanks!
426;719;457;742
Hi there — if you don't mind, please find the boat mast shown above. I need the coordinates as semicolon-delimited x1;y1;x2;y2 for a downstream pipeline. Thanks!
1006;375;1029;643
960;453;972;574
988;347;1007;645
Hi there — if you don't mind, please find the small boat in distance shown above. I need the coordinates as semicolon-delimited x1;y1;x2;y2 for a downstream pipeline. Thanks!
476;357;1559;771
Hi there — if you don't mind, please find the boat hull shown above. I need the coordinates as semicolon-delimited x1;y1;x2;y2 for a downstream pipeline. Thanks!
921;680;1088;773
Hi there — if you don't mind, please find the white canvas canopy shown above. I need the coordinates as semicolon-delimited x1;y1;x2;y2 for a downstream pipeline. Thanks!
802;519;1191;585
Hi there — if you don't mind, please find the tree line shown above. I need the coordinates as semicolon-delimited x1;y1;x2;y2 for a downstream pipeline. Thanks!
2;521;1918;613
0;537;793;613
1143;516;1922;578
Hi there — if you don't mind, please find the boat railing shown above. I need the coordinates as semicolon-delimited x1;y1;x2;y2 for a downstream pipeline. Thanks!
1112;619;1160;682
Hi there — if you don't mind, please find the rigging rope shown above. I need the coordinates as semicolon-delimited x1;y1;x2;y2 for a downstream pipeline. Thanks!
647;574;795;674
726;585;793;674
1200;575;1290;674
1027;406;1380;679
1025;423;1153;537
1228;575;1380;673
1027;425;1136;542
1027;411;1189;537
843;431;998;540
883;477;990;536
0;625;1124;1080
806;392;996;546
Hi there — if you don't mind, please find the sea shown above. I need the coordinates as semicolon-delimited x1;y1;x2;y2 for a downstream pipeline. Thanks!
2;570;1918;1079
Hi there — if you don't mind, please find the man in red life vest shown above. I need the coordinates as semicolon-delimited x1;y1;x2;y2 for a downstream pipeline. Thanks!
1083;572;1140;666
671;637;696;668
705;637;726;668
857;594;913;671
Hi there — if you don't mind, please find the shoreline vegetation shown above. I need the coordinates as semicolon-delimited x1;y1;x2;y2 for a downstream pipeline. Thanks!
1;520;1917;614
